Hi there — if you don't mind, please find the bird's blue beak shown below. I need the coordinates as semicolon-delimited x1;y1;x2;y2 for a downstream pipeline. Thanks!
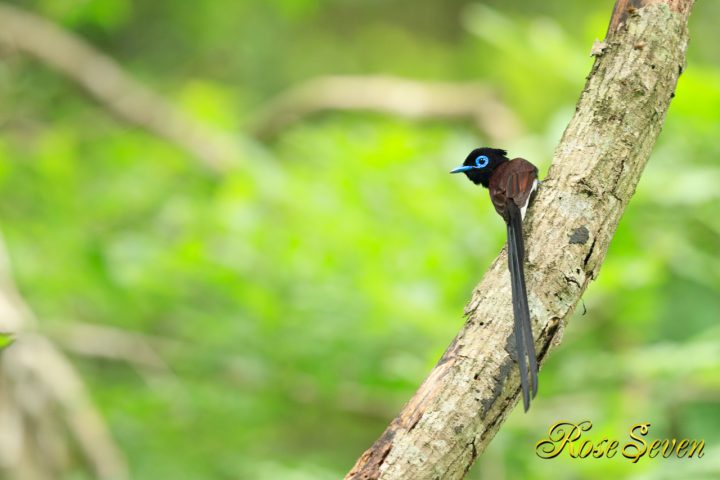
450;165;473;174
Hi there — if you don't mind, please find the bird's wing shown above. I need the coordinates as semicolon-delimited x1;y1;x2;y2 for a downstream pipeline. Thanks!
489;158;538;220
504;158;538;211
503;158;539;410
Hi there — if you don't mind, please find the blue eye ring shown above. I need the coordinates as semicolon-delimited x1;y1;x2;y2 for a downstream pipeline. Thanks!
475;155;490;168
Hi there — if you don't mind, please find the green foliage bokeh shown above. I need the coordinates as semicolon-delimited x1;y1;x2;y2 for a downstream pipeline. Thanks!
0;0;719;479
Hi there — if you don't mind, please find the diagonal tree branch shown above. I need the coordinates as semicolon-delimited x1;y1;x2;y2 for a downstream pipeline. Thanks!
346;1;694;478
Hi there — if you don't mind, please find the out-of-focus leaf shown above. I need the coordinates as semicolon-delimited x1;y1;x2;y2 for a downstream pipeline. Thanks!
0;333;14;350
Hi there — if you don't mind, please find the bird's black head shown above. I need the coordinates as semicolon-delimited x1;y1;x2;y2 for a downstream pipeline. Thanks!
450;147;510;188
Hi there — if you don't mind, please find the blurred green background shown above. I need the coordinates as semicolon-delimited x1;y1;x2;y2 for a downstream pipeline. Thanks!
0;0;719;479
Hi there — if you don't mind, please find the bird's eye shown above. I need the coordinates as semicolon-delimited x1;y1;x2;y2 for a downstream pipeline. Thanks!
475;155;489;168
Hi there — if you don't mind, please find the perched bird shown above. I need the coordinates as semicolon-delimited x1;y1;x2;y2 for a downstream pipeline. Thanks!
451;147;539;411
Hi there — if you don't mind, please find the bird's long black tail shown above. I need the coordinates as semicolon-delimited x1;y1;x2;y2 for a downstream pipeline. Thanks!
506;202;538;412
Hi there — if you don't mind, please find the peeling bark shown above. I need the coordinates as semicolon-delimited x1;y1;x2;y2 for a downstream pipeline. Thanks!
346;1;694;479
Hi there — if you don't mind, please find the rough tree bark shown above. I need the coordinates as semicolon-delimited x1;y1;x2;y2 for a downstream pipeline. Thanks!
346;1;694;479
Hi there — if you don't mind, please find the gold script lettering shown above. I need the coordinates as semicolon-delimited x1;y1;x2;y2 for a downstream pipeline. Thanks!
676;439;690;458
535;421;592;459
622;423;650;463
687;440;704;458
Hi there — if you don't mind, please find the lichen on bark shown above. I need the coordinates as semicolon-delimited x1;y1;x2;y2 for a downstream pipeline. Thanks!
346;1;695;479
